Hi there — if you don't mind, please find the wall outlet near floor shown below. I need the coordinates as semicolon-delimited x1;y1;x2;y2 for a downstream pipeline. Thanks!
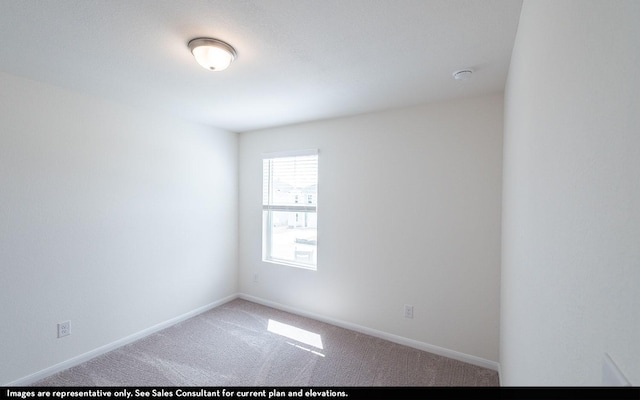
253;273;259;283
404;305;414;319
58;321;71;338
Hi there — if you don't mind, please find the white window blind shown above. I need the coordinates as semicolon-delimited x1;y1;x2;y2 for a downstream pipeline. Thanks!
262;149;318;269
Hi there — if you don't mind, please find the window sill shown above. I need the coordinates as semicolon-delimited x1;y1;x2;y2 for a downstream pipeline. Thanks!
262;258;317;271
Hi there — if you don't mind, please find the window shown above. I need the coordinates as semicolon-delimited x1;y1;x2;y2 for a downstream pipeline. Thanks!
262;149;318;269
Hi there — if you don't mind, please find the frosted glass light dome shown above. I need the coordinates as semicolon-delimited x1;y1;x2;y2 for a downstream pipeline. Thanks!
188;38;237;71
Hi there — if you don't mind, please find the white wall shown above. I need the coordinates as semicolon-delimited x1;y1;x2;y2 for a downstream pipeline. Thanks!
239;94;503;364
501;0;640;385
0;71;238;385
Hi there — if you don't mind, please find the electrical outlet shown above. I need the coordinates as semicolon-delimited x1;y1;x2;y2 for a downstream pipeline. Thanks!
58;321;71;338
253;273;259;283
404;305;414;319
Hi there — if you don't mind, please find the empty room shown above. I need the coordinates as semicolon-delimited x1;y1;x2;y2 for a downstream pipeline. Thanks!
1;0;638;390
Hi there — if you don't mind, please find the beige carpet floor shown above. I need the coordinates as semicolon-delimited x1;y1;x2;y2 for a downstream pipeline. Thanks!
32;298;499;386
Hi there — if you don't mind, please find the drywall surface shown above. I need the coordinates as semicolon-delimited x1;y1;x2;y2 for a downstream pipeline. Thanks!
501;0;640;385
0;71;238;385
239;94;503;363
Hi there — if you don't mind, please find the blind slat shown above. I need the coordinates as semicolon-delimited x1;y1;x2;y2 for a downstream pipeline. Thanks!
262;205;316;212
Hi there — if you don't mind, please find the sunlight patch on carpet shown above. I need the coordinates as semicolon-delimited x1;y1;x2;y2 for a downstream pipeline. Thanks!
267;319;323;349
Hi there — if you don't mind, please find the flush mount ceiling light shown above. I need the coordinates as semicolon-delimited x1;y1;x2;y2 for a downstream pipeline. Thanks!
188;37;237;71
453;69;473;81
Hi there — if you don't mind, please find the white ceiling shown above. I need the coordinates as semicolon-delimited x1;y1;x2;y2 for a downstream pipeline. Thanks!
0;0;523;133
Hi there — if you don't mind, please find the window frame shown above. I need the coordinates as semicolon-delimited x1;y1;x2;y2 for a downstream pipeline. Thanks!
262;149;318;270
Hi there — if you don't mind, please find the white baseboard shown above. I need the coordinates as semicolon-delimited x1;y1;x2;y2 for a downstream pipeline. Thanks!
7;294;238;386
238;293;499;371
